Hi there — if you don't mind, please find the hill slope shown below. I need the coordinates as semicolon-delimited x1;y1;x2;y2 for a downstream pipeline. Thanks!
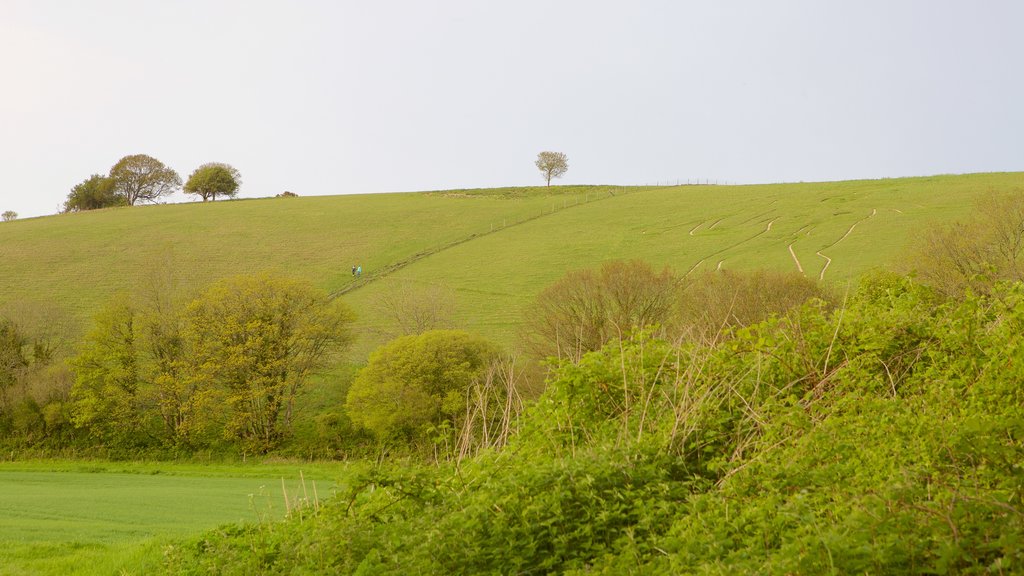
1;174;1020;350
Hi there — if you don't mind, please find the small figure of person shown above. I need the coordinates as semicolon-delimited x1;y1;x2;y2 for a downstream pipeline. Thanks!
351;265;356;276
356;265;362;277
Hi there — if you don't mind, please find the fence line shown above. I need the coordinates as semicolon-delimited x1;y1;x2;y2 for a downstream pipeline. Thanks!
329;185;653;298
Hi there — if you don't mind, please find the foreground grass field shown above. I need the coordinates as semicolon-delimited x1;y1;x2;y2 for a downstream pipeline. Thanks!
0;460;358;576
2;174;1021;351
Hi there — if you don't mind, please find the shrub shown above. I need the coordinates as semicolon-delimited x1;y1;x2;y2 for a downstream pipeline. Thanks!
345;330;499;444
523;260;678;363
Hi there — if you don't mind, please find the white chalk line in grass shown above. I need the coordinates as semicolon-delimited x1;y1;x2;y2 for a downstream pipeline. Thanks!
816;208;877;281
708;217;725;230
684;216;779;278
689;221;703;236
815;251;832;281
686;258;707;276
788;243;804;274
716;259;724;271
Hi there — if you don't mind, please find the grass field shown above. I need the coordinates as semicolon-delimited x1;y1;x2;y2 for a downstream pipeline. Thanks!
2;174;1021;353
0;460;360;575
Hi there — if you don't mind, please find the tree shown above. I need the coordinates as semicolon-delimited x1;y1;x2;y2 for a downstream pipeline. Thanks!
1;211;16;222
186;274;356;453
370;279;457;339
523;260;678;362
912;191;1024;297
69;298;154;448
345;330;500;442
535;151;569;186
109;154;182;206
183;162;241;202
675;269;832;343
63;175;125;212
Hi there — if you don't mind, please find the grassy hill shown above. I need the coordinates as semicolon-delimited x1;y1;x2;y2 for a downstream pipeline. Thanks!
2;173;1021;352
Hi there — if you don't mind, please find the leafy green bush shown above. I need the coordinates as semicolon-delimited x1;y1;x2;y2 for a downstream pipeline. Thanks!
345;330;499;444
160;273;1024;575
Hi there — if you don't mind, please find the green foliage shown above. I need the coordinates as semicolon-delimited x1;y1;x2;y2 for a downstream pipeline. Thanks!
1;210;16;222
68;274;356;454
345;330;499;442
183;162;241;202
69;298;156;449
0;309;75;443
166;273;1024;574
63;174;126;212
187;274;356;453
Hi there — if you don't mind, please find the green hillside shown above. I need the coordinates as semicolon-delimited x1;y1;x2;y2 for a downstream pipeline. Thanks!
2;173;1021;351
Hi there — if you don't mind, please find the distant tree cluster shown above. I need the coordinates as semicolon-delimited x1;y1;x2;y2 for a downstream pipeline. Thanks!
64;154;241;212
1;211;16;222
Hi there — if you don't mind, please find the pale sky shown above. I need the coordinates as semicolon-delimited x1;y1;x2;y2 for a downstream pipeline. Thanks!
1;0;1021;219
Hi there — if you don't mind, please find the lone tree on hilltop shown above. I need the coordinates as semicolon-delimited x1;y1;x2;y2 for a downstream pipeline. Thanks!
109;154;182;205
183;163;241;202
535;151;569;186
64;174;126;212
1;211;16;222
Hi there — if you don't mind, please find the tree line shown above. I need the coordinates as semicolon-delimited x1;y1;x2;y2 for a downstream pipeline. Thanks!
64;154;241;212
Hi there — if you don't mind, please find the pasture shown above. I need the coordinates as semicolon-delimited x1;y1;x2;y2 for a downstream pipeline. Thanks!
0;460;356;575
2;174;1019;354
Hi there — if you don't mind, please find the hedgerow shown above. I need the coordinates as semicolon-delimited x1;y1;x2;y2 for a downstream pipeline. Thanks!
163;273;1024;574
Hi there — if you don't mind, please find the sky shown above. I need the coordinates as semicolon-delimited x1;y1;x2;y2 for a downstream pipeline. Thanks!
1;0;1021;219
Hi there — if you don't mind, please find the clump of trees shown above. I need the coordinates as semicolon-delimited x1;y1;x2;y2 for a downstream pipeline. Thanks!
70;274;354;454
1;211;16;222
64;155;241;212
64;174;126;212
535;151;568;186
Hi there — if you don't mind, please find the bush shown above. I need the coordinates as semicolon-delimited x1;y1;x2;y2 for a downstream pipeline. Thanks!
345;330;500;444
675;268;833;343
523;260;678;362
911;191;1024;297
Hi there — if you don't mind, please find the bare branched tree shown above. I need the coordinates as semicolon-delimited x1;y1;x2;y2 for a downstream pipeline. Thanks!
535;151;569;186
370;279;457;338
912;192;1024;297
